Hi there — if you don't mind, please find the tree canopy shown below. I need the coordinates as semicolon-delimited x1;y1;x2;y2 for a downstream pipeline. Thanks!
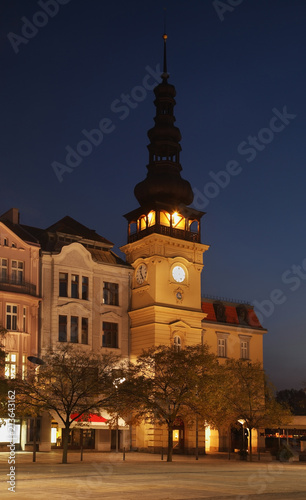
117;344;220;461
17;345;121;463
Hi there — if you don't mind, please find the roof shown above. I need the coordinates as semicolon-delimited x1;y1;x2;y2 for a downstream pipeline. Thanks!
45;216;113;247
0;219;40;245
87;248;131;267
201;297;264;329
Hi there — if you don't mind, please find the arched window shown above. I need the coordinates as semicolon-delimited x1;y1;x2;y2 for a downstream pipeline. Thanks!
173;335;181;352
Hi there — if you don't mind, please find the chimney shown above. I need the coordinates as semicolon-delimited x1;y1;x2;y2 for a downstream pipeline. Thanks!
0;207;20;224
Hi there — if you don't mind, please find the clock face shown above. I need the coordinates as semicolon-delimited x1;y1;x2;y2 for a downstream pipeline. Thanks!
172;265;186;283
135;264;147;284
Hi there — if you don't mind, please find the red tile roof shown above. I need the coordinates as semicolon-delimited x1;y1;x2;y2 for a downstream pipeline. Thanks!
201;299;264;329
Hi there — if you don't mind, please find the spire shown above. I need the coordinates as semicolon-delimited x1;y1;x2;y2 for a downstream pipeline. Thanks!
123;32;204;245
162;33;169;82
133;33;194;208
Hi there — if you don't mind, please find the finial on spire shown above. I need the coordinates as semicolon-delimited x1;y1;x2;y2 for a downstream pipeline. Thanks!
162;32;169;81
162;7;169;81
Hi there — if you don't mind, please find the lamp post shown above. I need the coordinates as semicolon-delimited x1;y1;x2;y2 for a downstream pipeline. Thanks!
113;377;125;453
27;356;45;462
238;418;247;460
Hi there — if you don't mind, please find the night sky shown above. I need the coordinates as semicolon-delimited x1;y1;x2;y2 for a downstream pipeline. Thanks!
1;0;306;390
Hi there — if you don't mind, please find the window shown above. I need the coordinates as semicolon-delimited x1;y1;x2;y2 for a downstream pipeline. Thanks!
22;355;27;380
6;304;18;331
4;238;8;246
103;282;119;306
0;259;7;280
22;307;27;332
81;318;88;344
5;353;17;379
59;315;88;344
59;273;88;299
213;302;226;323
102;322;118;348
71;316;78;343
59;273;68;297
240;341;249;359
82;277;88;300
59;315;67;342
173;335;181;352
71;274;79;299
218;338;226;357
11;260;24;283
239;335;251;360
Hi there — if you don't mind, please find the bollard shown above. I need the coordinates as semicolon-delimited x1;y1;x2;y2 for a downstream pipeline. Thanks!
123;447;125;461
161;447;164;460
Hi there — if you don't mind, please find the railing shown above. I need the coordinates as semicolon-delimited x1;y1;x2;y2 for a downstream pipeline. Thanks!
0;277;37;296
129;224;200;243
202;294;251;305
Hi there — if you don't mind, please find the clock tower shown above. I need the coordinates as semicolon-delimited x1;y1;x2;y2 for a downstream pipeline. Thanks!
121;34;209;358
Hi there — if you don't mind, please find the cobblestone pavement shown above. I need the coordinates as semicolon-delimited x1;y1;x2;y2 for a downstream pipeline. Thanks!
1;451;306;500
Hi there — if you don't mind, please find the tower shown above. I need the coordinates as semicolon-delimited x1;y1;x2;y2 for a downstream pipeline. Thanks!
121;34;209;358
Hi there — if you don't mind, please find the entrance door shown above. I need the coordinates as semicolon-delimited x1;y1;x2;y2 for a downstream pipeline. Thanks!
111;429;122;450
173;419;184;453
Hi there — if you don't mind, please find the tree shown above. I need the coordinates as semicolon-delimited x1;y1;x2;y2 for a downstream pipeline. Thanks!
220;359;291;461
17;345;119;463
118;344;219;462
276;388;306;415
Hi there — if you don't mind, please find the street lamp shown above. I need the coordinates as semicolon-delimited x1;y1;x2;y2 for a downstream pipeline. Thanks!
27;356;45;462
113;377;125;453
238;418;247;460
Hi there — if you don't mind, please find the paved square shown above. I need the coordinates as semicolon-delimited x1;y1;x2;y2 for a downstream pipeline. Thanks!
1;451;306;499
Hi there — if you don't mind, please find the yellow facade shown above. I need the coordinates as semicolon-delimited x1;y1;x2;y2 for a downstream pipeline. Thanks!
121;232;209;359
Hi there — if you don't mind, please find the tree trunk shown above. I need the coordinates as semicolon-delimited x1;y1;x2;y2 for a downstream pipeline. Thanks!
195;416;199;460
203;425;206;455
62;426;69;464
249;427;252;462
228;425;231;460
167;428;173;462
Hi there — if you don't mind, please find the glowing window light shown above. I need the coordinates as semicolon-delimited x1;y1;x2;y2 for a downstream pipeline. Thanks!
147;211;156;227
160;211;171;226
172;212;185;229
139;216;146;231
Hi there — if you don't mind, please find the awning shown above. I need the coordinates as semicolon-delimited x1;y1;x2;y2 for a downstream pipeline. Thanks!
50;410;127;430
70;413;107;423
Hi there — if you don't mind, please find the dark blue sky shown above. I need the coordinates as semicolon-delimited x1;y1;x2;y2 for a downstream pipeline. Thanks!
1;0;306;390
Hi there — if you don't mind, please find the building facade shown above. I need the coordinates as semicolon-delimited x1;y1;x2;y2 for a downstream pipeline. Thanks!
0;36;267;455
120;35;267;454
0;208;40;450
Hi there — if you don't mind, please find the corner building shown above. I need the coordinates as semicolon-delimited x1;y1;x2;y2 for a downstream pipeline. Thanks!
121;36;266;453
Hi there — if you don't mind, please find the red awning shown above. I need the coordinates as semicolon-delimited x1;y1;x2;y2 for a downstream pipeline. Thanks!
70;413;108;423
